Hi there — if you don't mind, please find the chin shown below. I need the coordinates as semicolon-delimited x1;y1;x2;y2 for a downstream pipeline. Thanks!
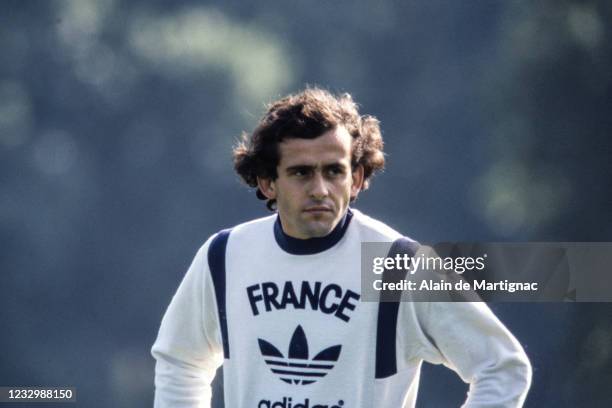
304;223;335;238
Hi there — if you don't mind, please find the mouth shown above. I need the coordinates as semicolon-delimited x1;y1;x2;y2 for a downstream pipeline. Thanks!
303;206;333;214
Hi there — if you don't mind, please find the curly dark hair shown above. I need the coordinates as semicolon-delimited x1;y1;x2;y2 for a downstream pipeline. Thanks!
233;87;385;210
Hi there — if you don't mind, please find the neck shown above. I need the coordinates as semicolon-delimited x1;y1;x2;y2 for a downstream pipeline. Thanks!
274;209;353;255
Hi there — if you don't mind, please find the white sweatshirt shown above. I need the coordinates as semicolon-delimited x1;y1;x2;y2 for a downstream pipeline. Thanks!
152;209;531;407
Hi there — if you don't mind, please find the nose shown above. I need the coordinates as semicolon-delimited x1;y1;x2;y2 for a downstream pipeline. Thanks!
309;172;329;199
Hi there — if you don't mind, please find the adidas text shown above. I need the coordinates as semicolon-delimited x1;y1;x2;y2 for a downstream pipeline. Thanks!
258;397;345;408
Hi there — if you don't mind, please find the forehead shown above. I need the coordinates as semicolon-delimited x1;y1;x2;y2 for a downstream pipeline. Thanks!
278;126;352;167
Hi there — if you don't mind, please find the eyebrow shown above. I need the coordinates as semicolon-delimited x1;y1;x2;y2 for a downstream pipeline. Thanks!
285;164;313;171
284;162;347;173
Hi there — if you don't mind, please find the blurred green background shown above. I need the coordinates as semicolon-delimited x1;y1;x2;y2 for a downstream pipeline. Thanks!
1;0;611;406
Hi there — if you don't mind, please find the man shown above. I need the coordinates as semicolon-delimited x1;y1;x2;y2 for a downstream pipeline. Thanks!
152;88;532;407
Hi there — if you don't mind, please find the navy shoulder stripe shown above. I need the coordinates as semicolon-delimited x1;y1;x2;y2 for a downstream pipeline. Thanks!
208;229;232;359
375;237;419;379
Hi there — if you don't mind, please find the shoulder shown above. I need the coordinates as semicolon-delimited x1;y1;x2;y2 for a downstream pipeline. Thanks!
229;214;277;239
350;208;416;243
199;214;276;251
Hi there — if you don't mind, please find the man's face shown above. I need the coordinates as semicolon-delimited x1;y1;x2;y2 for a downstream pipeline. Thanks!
258;126;364;239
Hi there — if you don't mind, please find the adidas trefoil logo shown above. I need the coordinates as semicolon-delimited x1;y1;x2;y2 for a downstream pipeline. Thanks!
258;325;342;385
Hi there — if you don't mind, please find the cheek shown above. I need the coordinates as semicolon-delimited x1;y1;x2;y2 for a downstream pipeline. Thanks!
277;183;301;208
335;179;353;200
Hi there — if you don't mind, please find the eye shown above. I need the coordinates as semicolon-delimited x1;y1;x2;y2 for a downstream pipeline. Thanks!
326;166;344;177
291;168;311;177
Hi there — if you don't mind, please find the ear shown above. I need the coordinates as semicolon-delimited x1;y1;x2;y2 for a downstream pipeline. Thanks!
350;164;365;200
257;176;277;200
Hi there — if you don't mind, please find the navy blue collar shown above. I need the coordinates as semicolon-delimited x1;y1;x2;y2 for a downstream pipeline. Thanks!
274;208;353;255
